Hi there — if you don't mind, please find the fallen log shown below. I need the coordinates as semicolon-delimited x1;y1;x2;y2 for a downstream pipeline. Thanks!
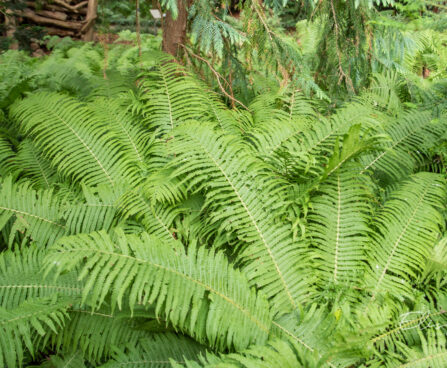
25;1;87;15
35;10;68;21
45;27;76;37
16;9;82;30
53;0;88;13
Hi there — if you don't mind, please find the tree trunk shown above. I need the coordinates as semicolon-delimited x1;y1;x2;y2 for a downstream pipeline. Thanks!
162;0;190;57
136;0;142;57
5;9;18;50
82;0;98;41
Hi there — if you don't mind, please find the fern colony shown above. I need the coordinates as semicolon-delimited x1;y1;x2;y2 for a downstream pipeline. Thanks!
1;2;447;368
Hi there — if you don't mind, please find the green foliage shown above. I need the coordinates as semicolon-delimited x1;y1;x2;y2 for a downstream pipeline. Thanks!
0;4;447;367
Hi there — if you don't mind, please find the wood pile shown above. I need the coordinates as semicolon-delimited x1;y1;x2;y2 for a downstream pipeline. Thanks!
4;0;98;41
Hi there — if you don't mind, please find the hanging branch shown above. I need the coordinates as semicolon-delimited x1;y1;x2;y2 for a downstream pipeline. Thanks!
180;44;249;110
329;0;355;93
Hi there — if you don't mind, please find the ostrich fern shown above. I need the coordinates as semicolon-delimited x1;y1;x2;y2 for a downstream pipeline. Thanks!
0;48;446;368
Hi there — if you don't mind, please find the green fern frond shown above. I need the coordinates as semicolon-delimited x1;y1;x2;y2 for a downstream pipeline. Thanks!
308;168;372;288
0;177;65;247
0;136;17;178
366;173;446;300
398;329;447;368
15;139;58;189
11;92;138;187
138;59;210;133
101;333;208;367
168;122;311;313
29;351;86;368
0;247;82;309
61;184;121;236
87;98;154;165
44;307;151;363
0;298;68;368
46;230;272;351
360;110;446;182
177;337;322;368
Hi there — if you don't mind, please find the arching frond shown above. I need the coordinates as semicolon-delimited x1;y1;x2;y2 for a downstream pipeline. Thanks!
137;58;209;133
45;307;151;363
360;111;446;183
0;177;65;247
308;168;372;288
15;139;58;189
0;298;68;368
33;351;86;368
398;329;447;368
168;122;311;313
366;173;446;300
11;92;138;187
176;337;321;368
101;333;208;368
0;247;82;309
0;136;16;178
87;98;154;165
46;230;272;351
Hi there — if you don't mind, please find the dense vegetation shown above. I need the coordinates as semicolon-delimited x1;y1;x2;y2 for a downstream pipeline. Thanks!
1;1;447;367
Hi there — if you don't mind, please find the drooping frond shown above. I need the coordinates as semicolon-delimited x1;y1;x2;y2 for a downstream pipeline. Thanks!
0;298;68;368
0;247;82;309
271;305;338;368
168;122;311;313
10;92;138;187
0;136;16;178
360;110;446;183
0;177;65;247
46;230;272;351
34;351;86;368
398;329;447;368
249;100;380;183
176;337;321;368
308;168;372;288
45;307;151;363
15;139;58;189
0;178;122;247
366;173;446;300
101;333;208;367
61;184;121;236
137;58;209;133
87;98;153;165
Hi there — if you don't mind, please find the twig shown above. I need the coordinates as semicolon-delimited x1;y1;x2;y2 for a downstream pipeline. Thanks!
330;0;355;94
180;44;249;110
53;0;88;13
253;0;273;41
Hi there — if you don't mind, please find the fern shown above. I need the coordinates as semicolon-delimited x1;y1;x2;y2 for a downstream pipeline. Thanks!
167;122;311;313
15;139;57;189
0;247;82;309
366;173;446;300
10;92;138;187
0;298;68;368
0;177;65;247
101;333;208;367
46;229;272;351
308;168;372;288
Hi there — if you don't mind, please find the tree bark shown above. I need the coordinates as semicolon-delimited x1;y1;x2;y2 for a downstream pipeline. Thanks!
5;9;18;49
162;0;191;57
136;0;142;57
16;9;82;30
35;10;68;21
82;0;98;41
